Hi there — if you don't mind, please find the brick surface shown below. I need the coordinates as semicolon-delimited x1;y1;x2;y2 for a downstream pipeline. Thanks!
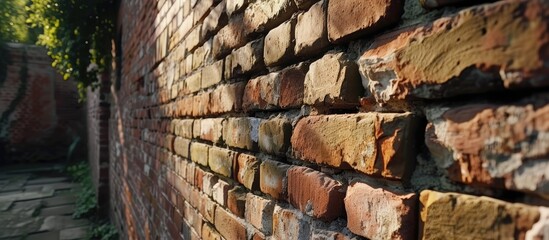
190;142;210;166
327;0;403;43
287;166;345;221
264;18;295;66
208;147;237;177
174;119;194;138
202;223;222;240
214;207;247;240
291;113;419;179
226;38;265;78
243;73;280;111
195;118;224;143
212;14;249;59
243;0;297;33
174;137;191;158
272;205;311;240
279;63;307;108
295;0;329;57
304;52;362;108
425;94;549;196
259;159;290;200
226;0;248;16
201;60;224;89
209;82;246;114
259;118;292;156
212;179;231;206
227;186;247;217
223;117;262;150
236;153;261;190
245;193;275;234
345;182;417;239
358;0;549;104
202;2;228;39
420;190;540;240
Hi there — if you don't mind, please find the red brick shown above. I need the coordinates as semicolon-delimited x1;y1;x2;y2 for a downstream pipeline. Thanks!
425;94;549;195
291;113;419;179
227;186;247;218
245;193;275;234
259;159;290;200
358;0;549;104
236;153;260;190
192;92;211;117
279;62;307;108
214;207;247;240
199;194;217;223
327;0;403;43
288;166;345;221
209;82;245;114
242;73;280;111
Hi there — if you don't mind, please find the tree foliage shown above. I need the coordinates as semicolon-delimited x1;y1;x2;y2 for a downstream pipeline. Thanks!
27;0;115;99
0;0;38;43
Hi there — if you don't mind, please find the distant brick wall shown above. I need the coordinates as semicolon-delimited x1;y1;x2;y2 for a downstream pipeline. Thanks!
108;0;549;239
0;43;84;163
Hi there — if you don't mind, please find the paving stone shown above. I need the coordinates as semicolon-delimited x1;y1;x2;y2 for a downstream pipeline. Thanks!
60;226;89;240
42;195;76;207
40;205;75;216
0;189;55;202
0;214;44;238
0;201;13;211
27;177;68;185
26;231;60;240
39;216;89;231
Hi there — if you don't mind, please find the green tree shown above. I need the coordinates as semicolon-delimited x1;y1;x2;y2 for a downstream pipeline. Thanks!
0;0;38;43
27;0;115;99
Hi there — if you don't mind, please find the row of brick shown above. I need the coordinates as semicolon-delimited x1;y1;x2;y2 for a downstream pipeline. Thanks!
159;145;549;239
137;90;549;198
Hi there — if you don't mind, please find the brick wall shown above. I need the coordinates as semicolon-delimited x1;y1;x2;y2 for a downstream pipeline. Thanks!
0;43;84;163
108;0;549;239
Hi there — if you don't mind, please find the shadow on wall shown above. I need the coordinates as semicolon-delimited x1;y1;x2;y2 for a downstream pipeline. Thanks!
0;43;86;164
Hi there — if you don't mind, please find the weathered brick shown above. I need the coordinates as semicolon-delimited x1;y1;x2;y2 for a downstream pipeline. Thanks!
420;190;540;240
200;194;217;223
242;73;280;111
358;0;549;104
345;182;417;239
259;118;292;156
227;186;247;218
243;0;297;33
295;0;329;57
272;205;311;240
223;117;262;150
212;179;231;206
185;70;202;94
202;223;222;240
193;40;212;70
327;0;403;43
425;94;549;196
214;207;247;240
190;142;210;166
184;201;203;233
208;146;237;177
209;82;245;114
174;119;194;138
202;171;218;197
304;52;362;108
291;113;419;179
293;0;317;9
192;92;211;117
193;0;215;25
174;137;191;158
195;118;224;143
201;60;224;89
245;193;275;234
279;63;307;108
226;0;248;16
185;54;194;73
226;38;265;78
185;24;202;52
259;159;290;200
264;17;295;66
212;14;249;59
236;153;260;190
202;2;228;39
288;166;345;221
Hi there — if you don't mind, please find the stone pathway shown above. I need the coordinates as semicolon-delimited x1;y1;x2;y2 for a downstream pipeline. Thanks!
0;164;90;240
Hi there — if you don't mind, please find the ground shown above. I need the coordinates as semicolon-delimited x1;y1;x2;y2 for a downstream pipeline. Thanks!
0;164;90;240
